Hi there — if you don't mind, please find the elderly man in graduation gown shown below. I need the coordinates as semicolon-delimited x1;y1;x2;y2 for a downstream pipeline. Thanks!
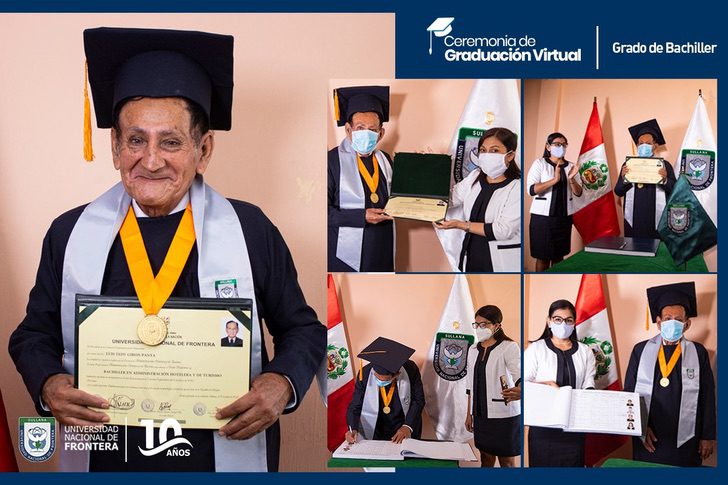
624;282;716;466
8;27;325;472
614;119;677;239
345;338;425;443
328;86;395;272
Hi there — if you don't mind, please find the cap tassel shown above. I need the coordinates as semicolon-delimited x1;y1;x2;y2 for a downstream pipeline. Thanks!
83;61;94;162
358;358;363;382
334;89;341;123
645;305;650;331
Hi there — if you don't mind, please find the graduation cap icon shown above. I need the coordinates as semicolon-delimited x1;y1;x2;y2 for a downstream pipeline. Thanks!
427;17;455;55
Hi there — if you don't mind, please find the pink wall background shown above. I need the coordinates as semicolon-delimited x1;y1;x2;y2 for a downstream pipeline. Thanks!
0;13;395;472
328;79;520;272
332;273;522;466
523;79;718;272
524;273;717;467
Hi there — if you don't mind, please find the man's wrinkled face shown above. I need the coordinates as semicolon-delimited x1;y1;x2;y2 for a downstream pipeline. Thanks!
111;97;213;216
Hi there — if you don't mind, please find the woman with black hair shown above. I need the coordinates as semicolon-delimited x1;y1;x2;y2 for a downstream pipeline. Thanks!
464;305;521;467
435;127;521;272
524;299;596;467
527;132;583;272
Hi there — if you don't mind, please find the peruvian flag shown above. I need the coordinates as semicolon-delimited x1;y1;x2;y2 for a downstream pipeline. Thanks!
575;274;627;466
326;274;355;452
0;390;18;471
571;100;620;244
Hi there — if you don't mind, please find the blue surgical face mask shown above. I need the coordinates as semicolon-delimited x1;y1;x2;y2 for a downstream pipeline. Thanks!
660;319;685;343
637;143;654;157
351;130;379;154
549;322;575;339
374;377;393;387
550;145;566;159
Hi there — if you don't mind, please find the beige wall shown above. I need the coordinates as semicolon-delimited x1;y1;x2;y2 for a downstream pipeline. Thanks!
524;273;717;466
0;13;394;472
332;273;521;466
328;79;520;272
523;79;718;272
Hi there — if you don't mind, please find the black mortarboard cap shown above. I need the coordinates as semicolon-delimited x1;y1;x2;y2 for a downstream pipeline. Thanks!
646;282;697;322
333;86;390;127
84;27;234;130
358;337;414;375
628;118;666;146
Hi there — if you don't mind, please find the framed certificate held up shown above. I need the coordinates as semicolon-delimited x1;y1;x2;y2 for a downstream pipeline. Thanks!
623;156;666;185
384;152;451;222
75;295;253;429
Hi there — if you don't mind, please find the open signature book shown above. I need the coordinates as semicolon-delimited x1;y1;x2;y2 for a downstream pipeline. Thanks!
524;382;646;437
332;438;477;462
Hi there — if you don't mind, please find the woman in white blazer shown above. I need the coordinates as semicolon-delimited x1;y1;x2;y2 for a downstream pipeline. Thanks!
464;305;521;467
436;127;521;272
524;299;597;467
527;133;583;272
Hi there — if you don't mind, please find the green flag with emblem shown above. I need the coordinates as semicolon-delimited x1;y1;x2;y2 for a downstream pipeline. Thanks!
657;175;717;266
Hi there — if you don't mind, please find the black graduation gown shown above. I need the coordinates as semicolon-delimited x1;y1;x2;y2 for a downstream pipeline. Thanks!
528;339;587;467
346;361;425;440
614;161;676;239
624;340;716;467
8;200;326;471
328;147;394;272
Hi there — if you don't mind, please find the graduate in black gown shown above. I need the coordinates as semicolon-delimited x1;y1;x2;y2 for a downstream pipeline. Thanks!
8;27;324;472
614;119;677;239
328;86;395;272
624;282;716;467
345;338;425;443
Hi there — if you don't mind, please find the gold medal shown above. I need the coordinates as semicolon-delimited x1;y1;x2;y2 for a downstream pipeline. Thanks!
370;193;379;204
379;378;396;416
137;314;168;346
658;344;681;389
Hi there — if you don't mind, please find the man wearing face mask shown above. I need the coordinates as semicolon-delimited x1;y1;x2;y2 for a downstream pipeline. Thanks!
328;86;395;272
345;337;425;444
614;119;677;239
624;282;716;467
435;127;521;272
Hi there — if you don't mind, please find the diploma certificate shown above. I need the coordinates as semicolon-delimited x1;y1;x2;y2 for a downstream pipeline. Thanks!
75;295;252;429
624;157;665;184
384;196;448;222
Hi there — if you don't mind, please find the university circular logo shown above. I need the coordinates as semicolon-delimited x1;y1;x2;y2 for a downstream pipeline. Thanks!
142;399;155;412
579;160;608;190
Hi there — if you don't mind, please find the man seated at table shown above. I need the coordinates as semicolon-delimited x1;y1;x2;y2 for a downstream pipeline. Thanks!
345;337;425;444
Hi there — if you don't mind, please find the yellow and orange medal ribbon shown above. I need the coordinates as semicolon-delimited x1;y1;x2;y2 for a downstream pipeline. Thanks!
119;203;196;345
658;344;682;387
357;153;381;204
380;378;396;414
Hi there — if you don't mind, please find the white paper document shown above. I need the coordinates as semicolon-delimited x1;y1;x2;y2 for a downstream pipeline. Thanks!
332;438;477;462
524;382;643;436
